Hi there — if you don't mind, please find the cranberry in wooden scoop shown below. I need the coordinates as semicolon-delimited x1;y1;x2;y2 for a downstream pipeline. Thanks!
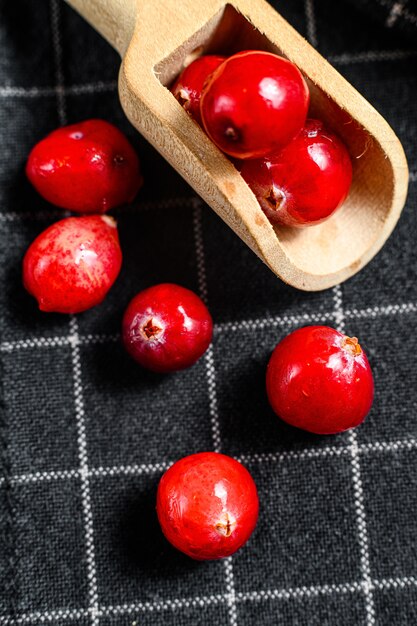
171;55;226;126
122;283;213;373
240;119;353;227
26;119;142;213
200;50;309;159
23;215;122;314
65;0;408;290
266;326;374;434
157;452;259;560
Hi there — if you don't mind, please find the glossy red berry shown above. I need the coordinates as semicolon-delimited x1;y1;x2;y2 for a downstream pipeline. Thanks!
23;215;122;314
26;119;142;213
156;452;259;560
266;326;374;434
122;283;213;373
200;50;309;159
240;119;353;227
171;55;226;126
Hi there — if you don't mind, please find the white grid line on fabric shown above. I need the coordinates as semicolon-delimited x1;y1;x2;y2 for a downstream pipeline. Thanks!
329;49;417;64
192;200;222;453
216;310;335;333
0;463;174;488
49;0;66;125
237;446;351;465
214;301;417;330
0;209;67;222
348;431;376;625
304;0;319;47
69;320;99;626
360;437;417;453
77;333;120;346
48;4;100;623
373;576;417;590
386;1;407;27
377;0;417;25
88;462;173;477
10;469;80;484
0;333;119;352
20;437;417;480
0;609;91;625
237;581;362;602
202;345;223;452
100;594;227;616
3;299;417;354
2;576;417;624
332;284;345;331
1;336;72;351
1;436;417;487
0;81;117;99
238;437;417;462
345;302;417;319
63;80;117;95
332;285;376;626
192;197;237;625
224;556;238;626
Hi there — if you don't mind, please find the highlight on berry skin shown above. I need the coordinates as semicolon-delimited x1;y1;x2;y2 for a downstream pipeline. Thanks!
266;325;374;434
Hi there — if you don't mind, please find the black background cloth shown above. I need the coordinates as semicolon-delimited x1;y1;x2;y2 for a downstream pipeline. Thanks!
1;1;417;625
349;0;417;38
346;0;417;36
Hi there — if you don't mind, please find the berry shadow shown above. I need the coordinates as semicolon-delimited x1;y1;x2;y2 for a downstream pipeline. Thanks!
217;344;347;456
2;164;34;210
92;475;226;605
82;340;213;468
84;340;167;393
0;155;74;340
117;480;202;576
0;0;55;88
2;236;72;342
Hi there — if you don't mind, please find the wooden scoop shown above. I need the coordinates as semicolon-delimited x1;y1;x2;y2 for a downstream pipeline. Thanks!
65;0;409;291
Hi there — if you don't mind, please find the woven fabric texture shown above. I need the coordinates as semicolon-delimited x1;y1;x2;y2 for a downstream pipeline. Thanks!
1;1;417;625
348;0;417;37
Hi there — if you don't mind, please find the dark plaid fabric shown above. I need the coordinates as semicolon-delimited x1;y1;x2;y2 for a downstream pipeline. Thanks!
0;1;417;625
349;0;417;37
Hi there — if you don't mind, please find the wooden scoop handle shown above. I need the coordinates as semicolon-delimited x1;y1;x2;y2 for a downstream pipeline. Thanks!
65;0;138;55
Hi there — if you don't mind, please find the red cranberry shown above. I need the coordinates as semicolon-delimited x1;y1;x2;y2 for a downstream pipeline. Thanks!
23;215;122;314
171;55;226;126
266;326;374;434
156;452;259;560
200;50;309;159
26;119;142;213
240;119;353;227
122;283;213;373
